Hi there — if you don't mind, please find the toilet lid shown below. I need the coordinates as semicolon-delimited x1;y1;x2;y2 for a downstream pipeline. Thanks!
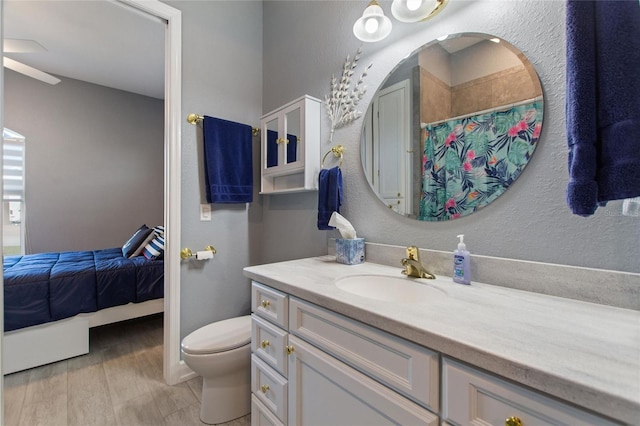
181;315;251;355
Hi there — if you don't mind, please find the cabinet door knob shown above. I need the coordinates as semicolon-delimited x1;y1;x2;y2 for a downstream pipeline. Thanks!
286;345;295;355
505;416;523;426
260;299;271;308
260;340;270;349
261;384;270;393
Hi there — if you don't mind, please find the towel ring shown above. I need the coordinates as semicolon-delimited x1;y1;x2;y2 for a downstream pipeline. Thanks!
322;145;344;168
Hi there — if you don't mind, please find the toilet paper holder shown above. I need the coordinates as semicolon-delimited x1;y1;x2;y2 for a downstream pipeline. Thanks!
181;245;217;260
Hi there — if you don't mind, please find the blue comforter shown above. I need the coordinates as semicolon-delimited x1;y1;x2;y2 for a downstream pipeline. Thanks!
3;248;163;331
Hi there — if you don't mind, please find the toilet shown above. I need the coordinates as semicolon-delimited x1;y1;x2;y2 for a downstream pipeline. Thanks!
181;315;252;424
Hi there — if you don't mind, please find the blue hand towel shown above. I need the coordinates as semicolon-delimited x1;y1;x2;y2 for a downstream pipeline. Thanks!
565;0;640;216
202;116;253;203
317;166;342;230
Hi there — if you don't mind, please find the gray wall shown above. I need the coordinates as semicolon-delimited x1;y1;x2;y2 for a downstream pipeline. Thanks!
261;0;640;274
4;69;164;253
169;0;263;339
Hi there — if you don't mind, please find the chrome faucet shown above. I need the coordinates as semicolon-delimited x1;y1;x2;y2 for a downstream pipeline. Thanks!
401;246;436;279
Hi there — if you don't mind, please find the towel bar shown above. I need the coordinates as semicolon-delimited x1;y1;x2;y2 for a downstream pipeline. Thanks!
322;144;344;168
186;113;260;136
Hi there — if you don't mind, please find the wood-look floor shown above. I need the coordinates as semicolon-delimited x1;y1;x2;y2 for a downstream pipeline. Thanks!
3;314;251;426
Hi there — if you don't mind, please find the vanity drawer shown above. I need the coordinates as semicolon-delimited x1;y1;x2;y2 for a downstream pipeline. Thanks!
251;281;288;329
442;358;618;426
251;395;284;426
252;314;289;376
252;354;288;424
289;297;439;412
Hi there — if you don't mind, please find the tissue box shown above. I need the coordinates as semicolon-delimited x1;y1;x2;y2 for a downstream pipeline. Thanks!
335;238;365;265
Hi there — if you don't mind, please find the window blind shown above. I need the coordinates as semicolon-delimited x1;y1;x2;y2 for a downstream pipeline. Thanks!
3;128;25;202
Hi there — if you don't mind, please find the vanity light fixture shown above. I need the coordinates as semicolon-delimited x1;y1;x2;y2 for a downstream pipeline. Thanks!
391;0;449;23
353;0;393;43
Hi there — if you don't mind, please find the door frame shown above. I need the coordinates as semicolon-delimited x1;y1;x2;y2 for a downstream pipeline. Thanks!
0;0;185;395
119;0;184;385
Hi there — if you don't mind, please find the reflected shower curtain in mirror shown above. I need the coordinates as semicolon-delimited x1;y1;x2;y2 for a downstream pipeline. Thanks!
419;101;543;221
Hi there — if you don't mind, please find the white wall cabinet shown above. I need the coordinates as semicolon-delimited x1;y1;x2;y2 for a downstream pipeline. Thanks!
260;95;321;194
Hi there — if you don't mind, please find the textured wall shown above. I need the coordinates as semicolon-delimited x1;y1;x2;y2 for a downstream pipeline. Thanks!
4;70;164;253
262;0;640;273
170;0;263;339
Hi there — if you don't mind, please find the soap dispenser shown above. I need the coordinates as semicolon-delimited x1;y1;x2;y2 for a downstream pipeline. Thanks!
453;234;471;285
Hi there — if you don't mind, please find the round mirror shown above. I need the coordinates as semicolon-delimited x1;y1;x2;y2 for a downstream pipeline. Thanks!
360;33;543;221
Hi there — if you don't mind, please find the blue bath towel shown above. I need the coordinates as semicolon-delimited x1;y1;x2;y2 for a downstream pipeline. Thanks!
317;166;342;230
565;0;640;216
202;116;253;203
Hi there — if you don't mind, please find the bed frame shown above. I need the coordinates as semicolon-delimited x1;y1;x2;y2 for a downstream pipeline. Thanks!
3;298;163;374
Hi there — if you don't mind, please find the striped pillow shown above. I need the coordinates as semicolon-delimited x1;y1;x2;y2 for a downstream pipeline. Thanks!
142;231;165;260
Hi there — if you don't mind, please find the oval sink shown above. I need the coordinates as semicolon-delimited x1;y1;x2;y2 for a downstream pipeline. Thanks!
335;274;447;304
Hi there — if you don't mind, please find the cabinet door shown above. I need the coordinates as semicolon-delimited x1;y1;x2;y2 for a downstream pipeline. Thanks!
289;297;439;412
282;103;302;166
262;102;304;175
442;358;617;426
263;115;282;170
252;395;285;426
288;335;438;426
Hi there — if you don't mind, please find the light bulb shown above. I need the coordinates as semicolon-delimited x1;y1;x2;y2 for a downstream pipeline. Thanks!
365;17;379;33
406;0;422;11
353;0;392;42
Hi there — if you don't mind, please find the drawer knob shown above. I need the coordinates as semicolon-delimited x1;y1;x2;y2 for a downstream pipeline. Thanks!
260;340;270;349
260;300;271;308
261;384;270;393
505;417;523;426
286;345;295;355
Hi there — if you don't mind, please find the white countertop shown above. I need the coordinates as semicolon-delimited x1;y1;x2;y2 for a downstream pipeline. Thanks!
244;256;640;425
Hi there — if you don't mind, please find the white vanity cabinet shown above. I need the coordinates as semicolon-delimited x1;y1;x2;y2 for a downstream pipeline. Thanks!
250;281;439;425
251;282;289;425
251;281;621;426
260;95;321;194
442;358;618;426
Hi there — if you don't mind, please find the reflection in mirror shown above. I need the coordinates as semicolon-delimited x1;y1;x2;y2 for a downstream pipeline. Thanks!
285;107;300;164
266;117;279;167
266;108;300;168
361;33;543;221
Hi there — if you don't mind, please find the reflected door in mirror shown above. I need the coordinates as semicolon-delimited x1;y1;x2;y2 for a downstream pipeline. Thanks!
364;80;412;214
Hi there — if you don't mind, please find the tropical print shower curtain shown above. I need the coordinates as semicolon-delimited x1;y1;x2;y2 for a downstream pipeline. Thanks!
419;101;543;221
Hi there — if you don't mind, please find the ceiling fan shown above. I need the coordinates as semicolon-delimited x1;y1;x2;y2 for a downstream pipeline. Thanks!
3;38;60;85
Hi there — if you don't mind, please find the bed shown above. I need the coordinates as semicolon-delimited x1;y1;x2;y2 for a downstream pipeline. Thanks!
3;224;165;374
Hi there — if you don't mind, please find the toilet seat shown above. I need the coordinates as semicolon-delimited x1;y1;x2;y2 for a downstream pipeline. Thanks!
181;315;251;355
